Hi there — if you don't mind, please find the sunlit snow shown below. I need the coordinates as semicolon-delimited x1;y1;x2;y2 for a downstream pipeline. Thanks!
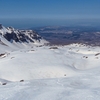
0;42;100;100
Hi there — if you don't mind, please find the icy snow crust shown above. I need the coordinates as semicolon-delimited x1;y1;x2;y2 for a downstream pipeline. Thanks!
0;43;100;100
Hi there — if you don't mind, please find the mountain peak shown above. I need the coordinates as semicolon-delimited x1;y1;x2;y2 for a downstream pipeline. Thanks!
0;24;3;29
7;27;14;31
0;24;48;45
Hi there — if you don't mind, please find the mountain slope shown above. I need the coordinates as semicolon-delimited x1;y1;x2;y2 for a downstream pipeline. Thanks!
0;24;48;53
0;44;100;100
1;24;100;100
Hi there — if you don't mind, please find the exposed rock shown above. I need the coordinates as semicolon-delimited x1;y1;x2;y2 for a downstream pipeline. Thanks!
0;53;5;57
2;83;7;85
95;53;100;56
49;47;58;49
20;80;24;82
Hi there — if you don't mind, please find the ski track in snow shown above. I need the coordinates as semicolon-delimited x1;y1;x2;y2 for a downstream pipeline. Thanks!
0;44;100;100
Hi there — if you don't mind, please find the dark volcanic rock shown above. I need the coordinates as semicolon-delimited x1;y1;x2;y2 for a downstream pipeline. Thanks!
4;32;19;42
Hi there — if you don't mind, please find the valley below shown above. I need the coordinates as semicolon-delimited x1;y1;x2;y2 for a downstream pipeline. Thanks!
35;26;100;46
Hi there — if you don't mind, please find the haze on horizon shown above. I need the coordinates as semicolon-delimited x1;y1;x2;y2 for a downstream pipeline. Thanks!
0;0;100;29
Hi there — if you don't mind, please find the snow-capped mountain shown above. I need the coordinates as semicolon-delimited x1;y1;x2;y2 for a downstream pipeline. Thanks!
1;24;100;100
0;24;48;50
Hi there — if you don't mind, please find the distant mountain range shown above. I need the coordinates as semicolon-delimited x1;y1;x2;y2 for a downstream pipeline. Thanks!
0;24;46;43
0;24;48;52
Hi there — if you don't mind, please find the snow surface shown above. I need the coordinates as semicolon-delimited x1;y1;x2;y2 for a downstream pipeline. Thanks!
0;43;100;100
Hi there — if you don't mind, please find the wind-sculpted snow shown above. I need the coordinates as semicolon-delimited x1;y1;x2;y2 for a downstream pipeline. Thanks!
0;43;100;100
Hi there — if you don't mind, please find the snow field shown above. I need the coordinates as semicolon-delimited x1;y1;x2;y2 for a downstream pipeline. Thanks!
0;43;100;100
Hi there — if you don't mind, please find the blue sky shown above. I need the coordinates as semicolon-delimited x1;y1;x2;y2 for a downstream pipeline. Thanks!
0;0;100;28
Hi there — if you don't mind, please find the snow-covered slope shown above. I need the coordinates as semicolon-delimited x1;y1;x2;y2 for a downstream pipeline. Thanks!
0;43;100;81
0;24;100;100
0;43;100;99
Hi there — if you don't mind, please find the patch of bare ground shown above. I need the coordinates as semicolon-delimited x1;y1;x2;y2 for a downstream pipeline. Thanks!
49;47;58;49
